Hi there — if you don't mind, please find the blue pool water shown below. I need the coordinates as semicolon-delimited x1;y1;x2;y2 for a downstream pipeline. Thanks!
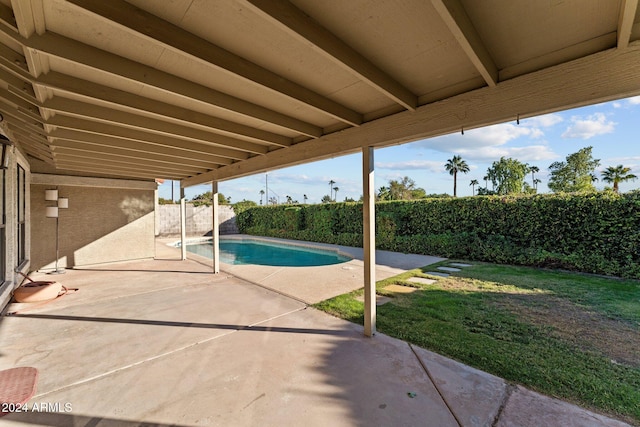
186;239;351;267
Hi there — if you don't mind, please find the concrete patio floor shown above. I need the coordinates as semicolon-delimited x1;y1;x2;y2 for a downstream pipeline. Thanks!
0;241;631;426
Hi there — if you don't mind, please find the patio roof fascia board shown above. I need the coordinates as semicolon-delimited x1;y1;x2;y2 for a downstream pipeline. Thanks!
243;0;418;111
31;172;157;190
66;0;364;127
182;41;640;188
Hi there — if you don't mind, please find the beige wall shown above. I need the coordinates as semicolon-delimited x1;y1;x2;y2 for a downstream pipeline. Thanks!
157;204;237;236
31;182;155;271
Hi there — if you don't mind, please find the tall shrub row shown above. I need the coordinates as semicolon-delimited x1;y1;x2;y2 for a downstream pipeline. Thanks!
236;192;640;278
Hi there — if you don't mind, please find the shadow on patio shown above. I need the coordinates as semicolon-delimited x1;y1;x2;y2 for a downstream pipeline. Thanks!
0;253;459;426
0;245;630;426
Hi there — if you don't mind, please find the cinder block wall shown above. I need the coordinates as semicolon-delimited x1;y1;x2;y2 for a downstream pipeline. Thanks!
31;184;155;271
157;204;237;236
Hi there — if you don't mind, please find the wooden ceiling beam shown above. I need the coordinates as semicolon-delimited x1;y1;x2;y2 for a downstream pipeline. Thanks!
183;42;640;187
38;97;269;155
617;0;639;49
0;3;18;33
26;72;293;147
67;0;363;127
431;0;498;86
48;128;235;166
244;0;417;111
52;162;186;180
44;115;249;161
50;139;215;169
52;152;209;175
12;30;323;137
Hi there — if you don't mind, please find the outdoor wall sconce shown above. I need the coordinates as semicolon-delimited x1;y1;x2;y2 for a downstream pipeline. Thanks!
0;134;13;170
45;189;68;274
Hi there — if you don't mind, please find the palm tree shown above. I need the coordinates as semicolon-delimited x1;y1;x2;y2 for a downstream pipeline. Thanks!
259;189;265;205
601;165;637;193
328;179;336;201
470;179;479;196
483;175;489;189
529;165;539;188
333;186;339;202
533;178;542;190
444;155;470;197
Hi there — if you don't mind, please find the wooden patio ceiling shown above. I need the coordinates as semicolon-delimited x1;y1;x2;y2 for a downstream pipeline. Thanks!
0;0;638;185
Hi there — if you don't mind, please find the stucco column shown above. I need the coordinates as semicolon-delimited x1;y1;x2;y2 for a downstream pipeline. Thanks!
180;186;187;261
211;181;220;273
362;146;376;337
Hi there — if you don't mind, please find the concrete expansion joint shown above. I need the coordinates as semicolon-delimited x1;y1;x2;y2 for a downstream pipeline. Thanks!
258;267;286;283
246;306;308;328
491;383;517;427
33;328;243;400
408;343;463;427
231;274;310;305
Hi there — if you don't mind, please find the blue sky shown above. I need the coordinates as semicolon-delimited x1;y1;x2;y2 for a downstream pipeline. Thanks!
159;95;640;203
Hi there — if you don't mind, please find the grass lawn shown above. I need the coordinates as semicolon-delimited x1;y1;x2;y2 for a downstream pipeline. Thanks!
314;261;640;425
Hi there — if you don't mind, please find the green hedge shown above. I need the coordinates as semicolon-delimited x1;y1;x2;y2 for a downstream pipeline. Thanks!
236;192;640;278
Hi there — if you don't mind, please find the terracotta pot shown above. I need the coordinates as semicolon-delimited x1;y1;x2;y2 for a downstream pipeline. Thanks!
13;281;62;303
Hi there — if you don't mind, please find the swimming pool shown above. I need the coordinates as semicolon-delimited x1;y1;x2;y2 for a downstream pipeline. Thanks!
185;238;351;267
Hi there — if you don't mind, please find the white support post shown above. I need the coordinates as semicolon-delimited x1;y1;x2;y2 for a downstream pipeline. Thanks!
362;146;376;337
211;181;220;273
180;186;187;261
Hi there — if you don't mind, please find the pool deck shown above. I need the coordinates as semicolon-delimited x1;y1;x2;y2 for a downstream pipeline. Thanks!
167;234;446;304
0;238;631;426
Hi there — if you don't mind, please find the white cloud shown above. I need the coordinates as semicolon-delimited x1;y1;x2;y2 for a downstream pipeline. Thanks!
455;144;557;162
627;95;640;105
412;122;539;154
606;155;640;163
612;102;622;108
460;123;538;145
561;113;616;139
523;113;563;128
376;159;443;173
410;118;564;159
265;173;315;185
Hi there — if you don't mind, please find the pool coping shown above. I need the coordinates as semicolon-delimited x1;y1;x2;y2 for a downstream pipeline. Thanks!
177;234;355;263
172;234;445;272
